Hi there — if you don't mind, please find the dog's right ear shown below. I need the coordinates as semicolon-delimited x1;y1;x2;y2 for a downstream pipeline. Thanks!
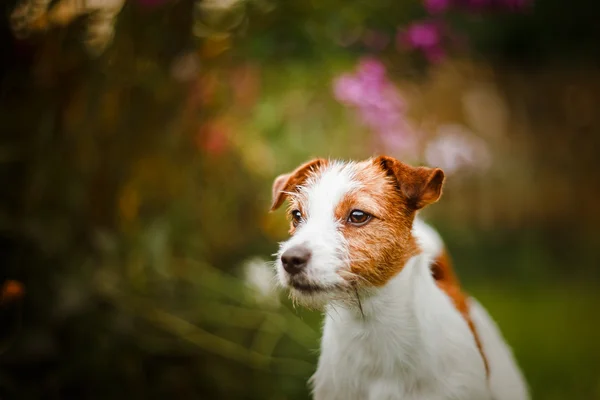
270;158;327;211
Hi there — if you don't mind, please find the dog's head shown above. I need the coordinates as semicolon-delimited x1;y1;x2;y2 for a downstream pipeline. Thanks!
271;156;445;307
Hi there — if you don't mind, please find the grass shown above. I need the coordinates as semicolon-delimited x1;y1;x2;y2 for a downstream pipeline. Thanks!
466;283;599;399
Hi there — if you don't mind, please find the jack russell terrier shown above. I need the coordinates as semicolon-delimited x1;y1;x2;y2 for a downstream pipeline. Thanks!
271;156;529;400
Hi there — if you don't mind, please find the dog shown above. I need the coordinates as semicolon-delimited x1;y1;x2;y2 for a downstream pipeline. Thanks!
271;156;529;400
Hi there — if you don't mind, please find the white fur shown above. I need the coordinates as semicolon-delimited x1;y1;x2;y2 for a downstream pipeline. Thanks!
412;216;445;257
470;299;530;400
276;162;358;302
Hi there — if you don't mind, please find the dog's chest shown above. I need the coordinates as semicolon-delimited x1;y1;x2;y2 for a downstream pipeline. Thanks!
312;315;436;400
310;299;490;400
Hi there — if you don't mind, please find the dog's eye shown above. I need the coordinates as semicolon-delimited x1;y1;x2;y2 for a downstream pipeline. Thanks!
347;210;371;226
291;210;303;227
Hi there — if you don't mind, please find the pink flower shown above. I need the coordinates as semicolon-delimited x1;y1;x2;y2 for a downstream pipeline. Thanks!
333;58;393;108
356;58;386;82
333;58;417;156
402;22;441;49
397;21;450;64
359;108;402;130
424;0;452;13
379;127;419;156
333;74;364;105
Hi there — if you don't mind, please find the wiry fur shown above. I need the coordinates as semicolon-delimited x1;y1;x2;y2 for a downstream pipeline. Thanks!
271;157;529;400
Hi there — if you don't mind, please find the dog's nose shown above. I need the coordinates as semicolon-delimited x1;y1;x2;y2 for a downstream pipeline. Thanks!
281;246;311;275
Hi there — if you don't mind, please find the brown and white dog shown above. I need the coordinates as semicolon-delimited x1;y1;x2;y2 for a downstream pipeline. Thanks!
271;156;529;400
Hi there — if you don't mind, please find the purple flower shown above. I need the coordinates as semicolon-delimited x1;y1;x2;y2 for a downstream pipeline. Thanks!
424;0;452;14
333;58;417;156
333;58;392;108
333;74;364;105
379;128;419;155
398;21;448;64
402;22;441;49
356;58;387;82
359;107;402;131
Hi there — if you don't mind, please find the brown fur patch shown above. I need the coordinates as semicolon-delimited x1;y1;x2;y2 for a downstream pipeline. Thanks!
338;160;421;286
270;158;328;211
337;157;446;286
375;156;445;210
432;250;490;377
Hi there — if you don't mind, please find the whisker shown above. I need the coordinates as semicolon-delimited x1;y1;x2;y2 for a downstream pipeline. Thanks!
339;270;370;286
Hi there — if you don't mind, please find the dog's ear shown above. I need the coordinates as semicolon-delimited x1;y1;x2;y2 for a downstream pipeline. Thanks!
270;158;328;211
374;155;445;210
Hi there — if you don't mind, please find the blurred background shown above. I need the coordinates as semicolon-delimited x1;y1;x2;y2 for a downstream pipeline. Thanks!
0;0;599;398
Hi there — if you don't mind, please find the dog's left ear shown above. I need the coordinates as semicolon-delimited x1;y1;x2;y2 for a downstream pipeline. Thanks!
270;158;328;211
374;155;445;210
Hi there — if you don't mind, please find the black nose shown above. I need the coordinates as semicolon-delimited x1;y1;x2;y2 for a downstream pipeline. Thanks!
281;246;311;275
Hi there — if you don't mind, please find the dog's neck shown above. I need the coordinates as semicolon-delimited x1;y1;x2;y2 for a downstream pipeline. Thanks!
329;252;434;324
317;252;470;393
